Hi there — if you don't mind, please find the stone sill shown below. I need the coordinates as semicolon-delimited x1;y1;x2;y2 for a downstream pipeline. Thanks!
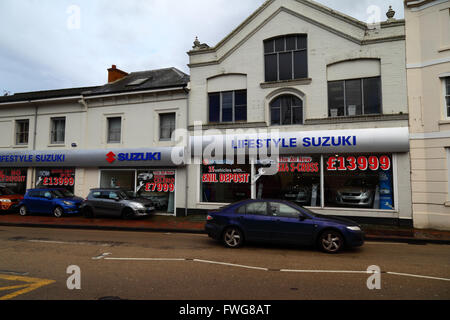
306;114;409;125
260;78;312;88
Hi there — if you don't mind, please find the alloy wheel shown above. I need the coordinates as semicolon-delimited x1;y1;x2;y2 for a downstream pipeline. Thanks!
223;227;243;248
320;231;343;253
19;206;27;216
53;207;63;218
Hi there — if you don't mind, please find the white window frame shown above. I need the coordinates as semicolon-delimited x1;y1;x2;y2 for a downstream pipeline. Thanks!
159;112;176;141
15;119;29;146
50;117;66;145
106;116;122;144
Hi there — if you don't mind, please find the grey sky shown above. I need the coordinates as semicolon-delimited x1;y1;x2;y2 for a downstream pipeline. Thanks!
0;0;404;94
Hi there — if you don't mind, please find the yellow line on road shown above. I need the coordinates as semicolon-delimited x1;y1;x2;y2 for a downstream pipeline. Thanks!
0;274;55;300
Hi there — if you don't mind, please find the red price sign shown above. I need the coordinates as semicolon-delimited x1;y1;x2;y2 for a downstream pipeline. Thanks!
145;183;175;193
43;177;75;186
278;162;319;173
327;156;391;172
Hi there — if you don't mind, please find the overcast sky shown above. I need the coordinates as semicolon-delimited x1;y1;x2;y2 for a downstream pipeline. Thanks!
0;0;404;95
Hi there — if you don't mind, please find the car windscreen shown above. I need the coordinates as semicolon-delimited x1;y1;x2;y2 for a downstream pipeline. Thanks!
52;189;74;198
287;202;318;217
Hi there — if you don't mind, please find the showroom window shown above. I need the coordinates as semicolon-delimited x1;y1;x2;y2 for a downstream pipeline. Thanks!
270;95;303;126
0;168;27;194
264;34;308;82
35;168;76;193
201;158;251;203
324;154;394;210
209;90;247;123
15;120;29;145
50;117;66;144
160;113;176;141
100;169;175;214
107;117;122;143
328;77;382;117
256;155;321;207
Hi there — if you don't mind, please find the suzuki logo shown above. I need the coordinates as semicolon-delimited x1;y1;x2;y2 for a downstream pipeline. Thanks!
106;152;116;164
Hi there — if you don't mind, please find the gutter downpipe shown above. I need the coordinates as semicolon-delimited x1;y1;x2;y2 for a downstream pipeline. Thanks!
183;85;190;217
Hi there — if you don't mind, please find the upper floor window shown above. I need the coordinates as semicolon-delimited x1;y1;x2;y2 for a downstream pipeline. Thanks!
264;34;308;82
50;117;66;144
107;117;122;144
270;95;303;126
160;113;176;141
209;90;247;123
445;77;450;118
328;77;382;117
15;119;29;145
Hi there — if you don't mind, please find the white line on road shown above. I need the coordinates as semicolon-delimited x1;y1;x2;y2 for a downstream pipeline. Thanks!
28;240;112;247
105;258;187;262
193;259;269;271
99;256;450;282
387;271;450;282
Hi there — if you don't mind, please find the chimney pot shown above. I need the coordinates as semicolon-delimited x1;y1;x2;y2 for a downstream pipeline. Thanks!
107;65;128;83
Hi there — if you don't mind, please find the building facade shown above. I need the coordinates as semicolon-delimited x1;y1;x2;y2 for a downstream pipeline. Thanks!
0;0;418;226
0;67;190;215
405;0;450;230
186;0;413;226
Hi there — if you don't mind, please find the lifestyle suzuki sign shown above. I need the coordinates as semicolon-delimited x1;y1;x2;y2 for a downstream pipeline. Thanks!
0;147;184;168
189;127;410;156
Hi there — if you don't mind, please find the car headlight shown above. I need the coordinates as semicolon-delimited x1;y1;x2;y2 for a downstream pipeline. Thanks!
130;202;145;210
347;226;361;231
63;201;74;206
0;199;11;203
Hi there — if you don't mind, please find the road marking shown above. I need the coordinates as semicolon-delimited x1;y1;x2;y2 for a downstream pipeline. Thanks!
193;259;269;271
28;240;117;247
92;253;112;260
387;272;450;282
105;258;187;262
0;274;55;300
99;255;450;283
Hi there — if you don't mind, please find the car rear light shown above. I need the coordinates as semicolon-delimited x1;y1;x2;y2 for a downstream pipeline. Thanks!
206;215;214;221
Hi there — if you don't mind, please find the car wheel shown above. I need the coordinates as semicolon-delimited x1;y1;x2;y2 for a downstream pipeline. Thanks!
53;206;64;218
83;207;94;218
121;208;134;220
223;227;244;249
319;230;344;254
18;205;28;217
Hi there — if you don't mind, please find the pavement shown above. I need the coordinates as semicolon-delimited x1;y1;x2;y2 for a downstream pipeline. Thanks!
0;212;450;244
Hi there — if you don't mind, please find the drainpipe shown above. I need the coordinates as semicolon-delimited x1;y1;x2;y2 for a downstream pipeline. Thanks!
31;101;38;187
183;85;190;217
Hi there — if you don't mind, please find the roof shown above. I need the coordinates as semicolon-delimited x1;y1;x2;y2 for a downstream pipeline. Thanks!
0;67;190;105
84;67;190;97
0;86;100;104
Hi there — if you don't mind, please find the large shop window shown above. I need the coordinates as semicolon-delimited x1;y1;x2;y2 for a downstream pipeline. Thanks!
324;154;394;210
264;34;308;82
209;90;247;123
0;168;27;194
328;77;382;117
270;95;303;126
100;169;175;214
201;159;251;203
256;156;321;207
36;168;76;193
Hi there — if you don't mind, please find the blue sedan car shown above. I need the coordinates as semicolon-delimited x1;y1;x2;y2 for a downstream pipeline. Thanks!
205;199;365;254
18;188;84;218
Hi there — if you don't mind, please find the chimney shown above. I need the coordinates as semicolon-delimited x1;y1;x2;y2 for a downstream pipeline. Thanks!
108;65;128;83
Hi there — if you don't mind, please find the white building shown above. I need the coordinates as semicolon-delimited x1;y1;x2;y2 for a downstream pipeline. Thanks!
0;0;415;226
185;0;413;226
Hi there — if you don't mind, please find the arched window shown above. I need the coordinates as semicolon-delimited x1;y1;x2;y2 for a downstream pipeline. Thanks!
270;95;303;126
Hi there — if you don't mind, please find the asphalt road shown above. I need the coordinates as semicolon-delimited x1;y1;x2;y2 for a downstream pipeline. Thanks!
0;226;448;301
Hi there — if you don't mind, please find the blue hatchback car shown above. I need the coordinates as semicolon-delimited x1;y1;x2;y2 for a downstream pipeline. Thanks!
205;199;365;253
18;188;84;218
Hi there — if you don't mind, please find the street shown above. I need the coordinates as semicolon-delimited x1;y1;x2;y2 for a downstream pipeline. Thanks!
0;226;448;300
